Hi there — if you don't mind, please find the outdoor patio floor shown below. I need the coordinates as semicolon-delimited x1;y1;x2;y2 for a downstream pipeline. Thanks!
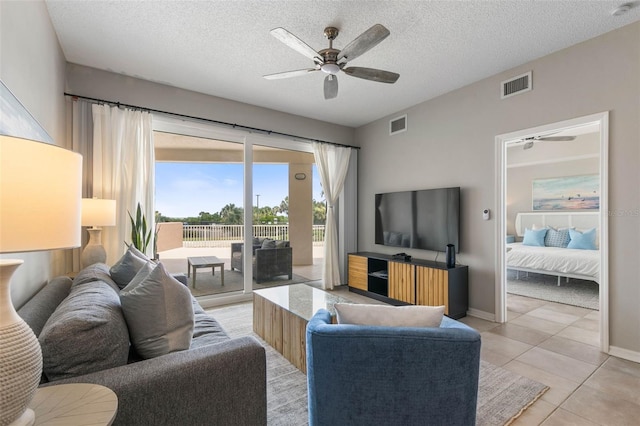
158;246;324;296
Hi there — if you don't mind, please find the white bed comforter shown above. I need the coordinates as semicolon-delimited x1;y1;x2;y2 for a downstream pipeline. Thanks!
506;243;599;279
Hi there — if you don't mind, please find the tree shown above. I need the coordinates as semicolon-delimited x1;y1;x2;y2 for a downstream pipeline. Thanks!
278;196;289;215
220;203;243;224
313;199;326;224
198;211;217;223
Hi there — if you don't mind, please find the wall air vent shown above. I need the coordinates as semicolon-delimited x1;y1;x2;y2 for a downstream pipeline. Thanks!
501;71;532;99
389;114;407;135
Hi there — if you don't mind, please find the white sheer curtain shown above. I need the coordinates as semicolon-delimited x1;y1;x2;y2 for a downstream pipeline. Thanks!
67;98;94;271
313;142;352;290
92;104;154;264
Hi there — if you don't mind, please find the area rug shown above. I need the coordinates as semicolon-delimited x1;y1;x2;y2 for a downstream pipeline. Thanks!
189;270;310;297
507;270;599;310
207;301;548;426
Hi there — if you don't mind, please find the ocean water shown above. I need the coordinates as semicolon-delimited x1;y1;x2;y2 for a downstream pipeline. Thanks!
533;196;599;210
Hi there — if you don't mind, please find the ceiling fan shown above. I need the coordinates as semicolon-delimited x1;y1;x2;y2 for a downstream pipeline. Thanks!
514;133;577;150
263;24;399;100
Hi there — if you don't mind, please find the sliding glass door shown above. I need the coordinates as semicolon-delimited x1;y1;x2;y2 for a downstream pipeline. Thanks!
251;143;323;290
152;116;326;304
154;132;245;297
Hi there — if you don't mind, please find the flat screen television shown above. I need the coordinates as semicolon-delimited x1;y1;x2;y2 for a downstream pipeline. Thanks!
375;187;460;252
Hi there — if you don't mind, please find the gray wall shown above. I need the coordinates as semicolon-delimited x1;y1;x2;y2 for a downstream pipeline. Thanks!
65;64;355;146
1;1;68;308
355;22;640;354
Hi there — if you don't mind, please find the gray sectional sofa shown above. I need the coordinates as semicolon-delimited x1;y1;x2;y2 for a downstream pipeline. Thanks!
17;263;267;426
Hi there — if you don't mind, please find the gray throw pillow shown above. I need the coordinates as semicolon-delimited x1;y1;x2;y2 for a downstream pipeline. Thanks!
128;244;151;262
39;281;130;381
72;263;119;292
120;262;195;359
261;238;276;249
275;240;289;248
110;248;148;289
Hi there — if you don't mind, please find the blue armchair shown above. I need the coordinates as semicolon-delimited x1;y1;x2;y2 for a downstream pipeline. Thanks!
306;309;481;426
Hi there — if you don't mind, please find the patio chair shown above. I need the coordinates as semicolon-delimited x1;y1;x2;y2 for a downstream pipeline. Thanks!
231;239;293;283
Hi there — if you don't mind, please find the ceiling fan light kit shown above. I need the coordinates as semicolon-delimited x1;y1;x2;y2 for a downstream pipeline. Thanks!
321;63;341;75
264;24;400;100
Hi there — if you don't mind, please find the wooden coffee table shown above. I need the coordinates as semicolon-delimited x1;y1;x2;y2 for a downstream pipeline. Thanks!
187;256;224;289
253;284;350;373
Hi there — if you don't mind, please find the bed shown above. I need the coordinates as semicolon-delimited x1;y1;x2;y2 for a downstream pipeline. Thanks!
506;212;600;285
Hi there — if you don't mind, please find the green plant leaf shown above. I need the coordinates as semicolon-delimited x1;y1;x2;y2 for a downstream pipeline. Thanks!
128;202;152;252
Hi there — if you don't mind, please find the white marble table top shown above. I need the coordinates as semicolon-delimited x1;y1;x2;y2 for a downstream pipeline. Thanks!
254;283;351;321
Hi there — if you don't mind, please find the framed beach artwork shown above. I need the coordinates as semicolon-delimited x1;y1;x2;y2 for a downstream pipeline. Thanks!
532;174;599;210
0;79;53;143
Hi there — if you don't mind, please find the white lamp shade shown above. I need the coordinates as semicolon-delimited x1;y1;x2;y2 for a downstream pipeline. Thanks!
82;198;116;227
0;135;82;253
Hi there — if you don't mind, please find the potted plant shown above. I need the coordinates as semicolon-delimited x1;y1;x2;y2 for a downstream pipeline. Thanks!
128;202;152;255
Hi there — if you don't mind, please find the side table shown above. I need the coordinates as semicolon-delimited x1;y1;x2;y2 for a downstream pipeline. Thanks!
187;256;225;288
29;383;117;426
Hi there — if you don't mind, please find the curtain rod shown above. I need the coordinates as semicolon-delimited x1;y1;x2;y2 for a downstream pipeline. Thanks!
64;92;359;150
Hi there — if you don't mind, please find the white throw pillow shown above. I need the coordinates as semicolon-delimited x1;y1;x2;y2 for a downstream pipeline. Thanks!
334;303;445;327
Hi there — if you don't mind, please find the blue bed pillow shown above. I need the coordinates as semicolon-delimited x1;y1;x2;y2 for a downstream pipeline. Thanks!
567;228;597;250
522;228;548;247
544;227;571;248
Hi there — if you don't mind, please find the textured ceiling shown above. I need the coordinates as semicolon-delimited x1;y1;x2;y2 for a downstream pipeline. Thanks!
45;1;640;128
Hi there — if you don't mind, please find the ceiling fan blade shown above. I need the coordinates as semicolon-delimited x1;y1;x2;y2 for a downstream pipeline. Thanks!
270;27;322;62
337;24;390;62
263;68;318;80
324;75;338;100
343;67;399;83
538;136;576;141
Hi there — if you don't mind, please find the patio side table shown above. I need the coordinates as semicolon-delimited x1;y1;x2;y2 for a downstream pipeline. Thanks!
187;256;225;288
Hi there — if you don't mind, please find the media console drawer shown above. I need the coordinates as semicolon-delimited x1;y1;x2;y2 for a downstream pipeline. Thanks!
347;252;468;319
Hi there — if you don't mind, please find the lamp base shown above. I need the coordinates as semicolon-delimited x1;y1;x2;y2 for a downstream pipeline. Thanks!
0;260;42;426
8;408;35;426
81;228;107;268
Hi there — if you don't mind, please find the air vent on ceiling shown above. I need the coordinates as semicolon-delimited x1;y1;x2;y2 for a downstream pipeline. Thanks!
501;71;532;99
389;114;407;135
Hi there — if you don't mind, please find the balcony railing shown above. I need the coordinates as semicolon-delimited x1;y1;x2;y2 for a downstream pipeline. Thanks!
181;224;325;248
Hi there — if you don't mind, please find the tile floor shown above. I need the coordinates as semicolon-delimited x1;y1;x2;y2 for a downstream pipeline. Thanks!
329;287;640;425
461;293;640;425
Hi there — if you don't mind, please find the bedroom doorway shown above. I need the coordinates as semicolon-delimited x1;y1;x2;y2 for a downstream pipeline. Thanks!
495;112;609;352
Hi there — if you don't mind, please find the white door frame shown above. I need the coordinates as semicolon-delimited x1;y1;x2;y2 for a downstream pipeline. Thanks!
494;111;609;353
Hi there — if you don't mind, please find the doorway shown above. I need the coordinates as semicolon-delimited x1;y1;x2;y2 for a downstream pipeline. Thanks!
495;112;609;352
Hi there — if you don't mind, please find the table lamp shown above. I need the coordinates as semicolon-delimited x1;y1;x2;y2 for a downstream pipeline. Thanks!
81;198;116;268
0;135;82;425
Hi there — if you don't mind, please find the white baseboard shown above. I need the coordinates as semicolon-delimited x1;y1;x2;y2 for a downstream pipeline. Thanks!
609;346;640;364
467;308;495;322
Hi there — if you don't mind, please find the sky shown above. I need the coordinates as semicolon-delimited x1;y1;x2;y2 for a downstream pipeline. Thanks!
155;162;323;218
